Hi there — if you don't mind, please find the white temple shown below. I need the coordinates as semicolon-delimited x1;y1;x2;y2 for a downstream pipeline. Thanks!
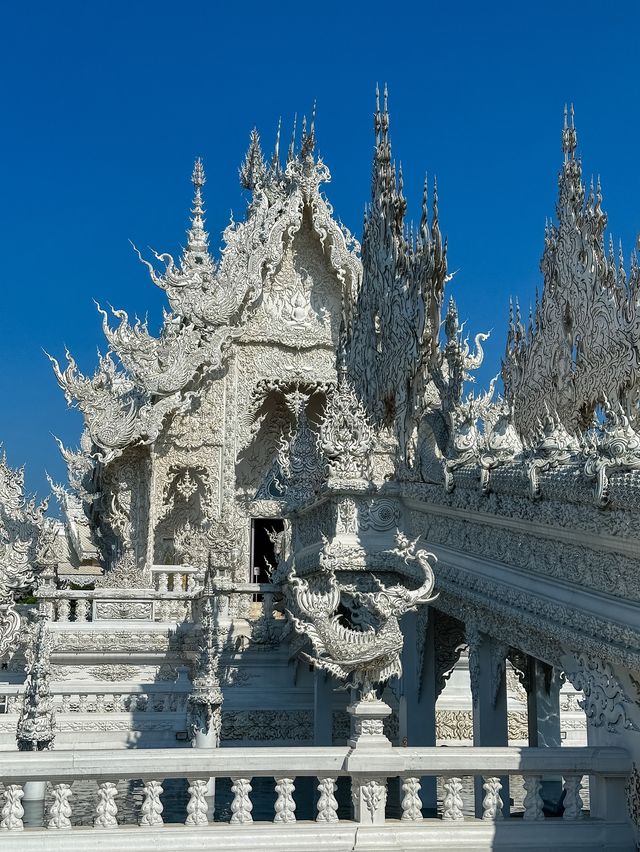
0;93;638;850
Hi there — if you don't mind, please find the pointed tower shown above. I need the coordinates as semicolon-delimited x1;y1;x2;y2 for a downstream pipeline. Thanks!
503;105;640;434
348;86;448;467
184;158;210;266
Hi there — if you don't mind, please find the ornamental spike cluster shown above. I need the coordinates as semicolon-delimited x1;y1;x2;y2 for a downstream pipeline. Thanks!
346;88;449;468
16;608;55;751
503;106;640;438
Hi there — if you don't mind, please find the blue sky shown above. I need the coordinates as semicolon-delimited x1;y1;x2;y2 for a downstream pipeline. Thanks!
1;0;639;500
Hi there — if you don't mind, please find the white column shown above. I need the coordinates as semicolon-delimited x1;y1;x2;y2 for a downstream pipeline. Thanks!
468;627;509;818
398;609;436;813
314;669;334;745
527;658;562;811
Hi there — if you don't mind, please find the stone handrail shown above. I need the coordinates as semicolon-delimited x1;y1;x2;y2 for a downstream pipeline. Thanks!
35;582;282;624
0;744;630;783
0;745;631;837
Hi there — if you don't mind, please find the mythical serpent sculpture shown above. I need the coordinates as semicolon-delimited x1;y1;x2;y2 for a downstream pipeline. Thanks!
287;532;437;696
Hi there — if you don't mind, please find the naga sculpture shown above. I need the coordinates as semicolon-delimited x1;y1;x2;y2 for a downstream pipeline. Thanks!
286;533;436;696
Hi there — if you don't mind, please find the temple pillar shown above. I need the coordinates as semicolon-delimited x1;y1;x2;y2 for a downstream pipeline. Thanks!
527;658;563;811
468;625;509;818
314;669;334;745
398;609;436;813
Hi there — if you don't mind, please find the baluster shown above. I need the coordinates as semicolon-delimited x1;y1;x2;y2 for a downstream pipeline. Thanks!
140;780;164;826
185;779;209;826
48;783;73;829
316;777;338;823
442;776;464;821
158;572;168;592
482;776;504;820
95;693;105;713
78;693;88;712
186;573;196;593
1;783;24;830
273;776;296;823
230;777;253;824
562;775;584;820
76;598;90;622
523;775;544;821
400;776;423;821
94;781;119;828
57;599;71;622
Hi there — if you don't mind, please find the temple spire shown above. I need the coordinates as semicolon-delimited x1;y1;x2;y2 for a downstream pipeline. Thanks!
239;127;266;191
185;158;210;261
562;103;577;163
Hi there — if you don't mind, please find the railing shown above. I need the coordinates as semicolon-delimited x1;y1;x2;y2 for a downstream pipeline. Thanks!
150;565;200;593
0;746;632;849
0;675;192;716
36;581;282;625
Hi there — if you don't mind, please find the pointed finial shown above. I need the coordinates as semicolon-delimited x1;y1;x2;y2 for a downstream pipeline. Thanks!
432;175;439;222
186;157;209;258
619;238;626;273
420;173;429;234
287;114;297;162
562;103;577;162
272;117;282;170
311;99;316;137
192;157;205;188
239;127;266;191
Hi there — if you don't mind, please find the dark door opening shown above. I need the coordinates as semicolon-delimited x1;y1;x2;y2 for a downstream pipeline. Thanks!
250;518;285;588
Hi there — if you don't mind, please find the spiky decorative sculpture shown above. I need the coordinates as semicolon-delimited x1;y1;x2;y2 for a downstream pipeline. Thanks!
16;609;55;752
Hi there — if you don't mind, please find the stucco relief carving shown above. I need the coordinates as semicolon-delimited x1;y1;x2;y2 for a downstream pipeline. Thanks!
563;654;640;733
221;709;312;741
406;506;640;602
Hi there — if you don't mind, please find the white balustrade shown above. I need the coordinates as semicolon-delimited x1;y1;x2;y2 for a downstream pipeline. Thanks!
400;776;423;821
185;779;208;826
230;777;253;824
562;774;585;820
140;780;164;826
316;776;339;822
0;746;632;848
442;776;464;821
94;781;118;828
273;776;296;823
523;774;545;821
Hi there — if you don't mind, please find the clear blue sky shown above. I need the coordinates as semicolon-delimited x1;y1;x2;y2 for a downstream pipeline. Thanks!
1;0;639;500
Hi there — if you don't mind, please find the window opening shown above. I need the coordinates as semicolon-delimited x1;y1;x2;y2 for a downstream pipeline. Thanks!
250;518;284;600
